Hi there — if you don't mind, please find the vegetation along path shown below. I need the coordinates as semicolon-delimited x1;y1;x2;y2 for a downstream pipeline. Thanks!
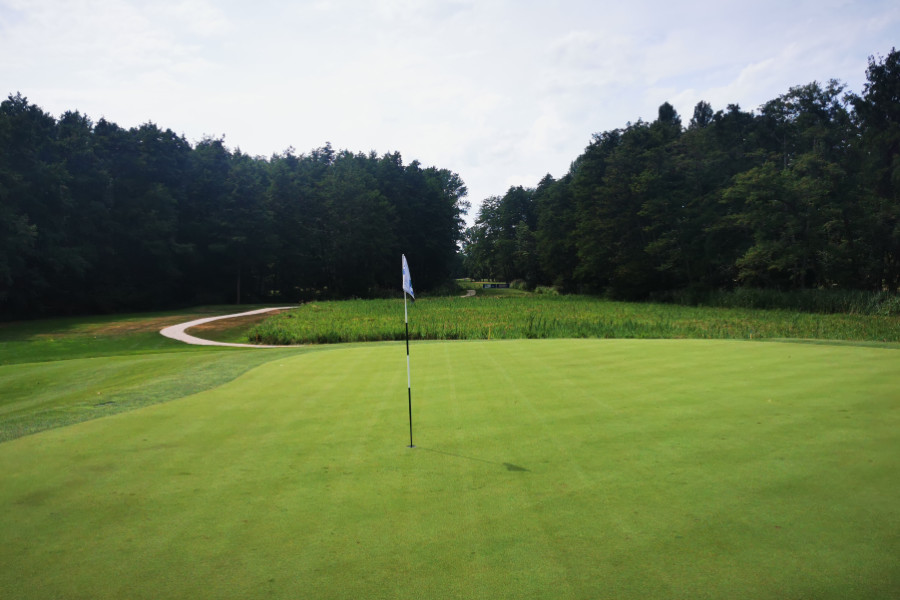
160;307;296;347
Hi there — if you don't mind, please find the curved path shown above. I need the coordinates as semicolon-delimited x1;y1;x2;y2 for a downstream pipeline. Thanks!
160;306;296;348
164;293;478;347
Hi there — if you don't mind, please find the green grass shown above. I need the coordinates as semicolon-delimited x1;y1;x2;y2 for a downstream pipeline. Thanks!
248;296;900;345
661;287;900;315
183;309;296;344
465;280;532;297
0;305;287;365
0;306;303;441
0;349;299;442
1;339;897;599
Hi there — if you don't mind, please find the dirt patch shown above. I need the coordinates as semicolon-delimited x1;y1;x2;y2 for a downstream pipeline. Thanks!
186;310;288;335
80;316;199;336
161;306;296;347
18;315;202;341
11;309;244;341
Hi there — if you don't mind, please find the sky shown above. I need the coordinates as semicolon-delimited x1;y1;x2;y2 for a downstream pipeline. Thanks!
1;0;898;224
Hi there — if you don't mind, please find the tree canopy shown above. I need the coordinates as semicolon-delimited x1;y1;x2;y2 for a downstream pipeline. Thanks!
0;100;468;317
462;48;900;298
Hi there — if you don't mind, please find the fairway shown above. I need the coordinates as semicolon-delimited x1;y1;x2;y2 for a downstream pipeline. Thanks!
1;339;898;599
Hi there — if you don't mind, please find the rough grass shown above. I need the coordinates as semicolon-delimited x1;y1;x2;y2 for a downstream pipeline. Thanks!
0;349;299;442
248;296;900;345
660;287;900;315
185;309;294;343
1;339;897;599
0;306;302;441
0;305;284;365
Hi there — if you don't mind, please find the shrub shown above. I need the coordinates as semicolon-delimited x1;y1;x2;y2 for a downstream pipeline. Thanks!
657;287;900;315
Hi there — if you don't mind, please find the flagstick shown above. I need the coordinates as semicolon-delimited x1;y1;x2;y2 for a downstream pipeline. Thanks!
405;292;414;448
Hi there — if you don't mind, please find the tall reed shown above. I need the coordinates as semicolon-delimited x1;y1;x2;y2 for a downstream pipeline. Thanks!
247;296;900;345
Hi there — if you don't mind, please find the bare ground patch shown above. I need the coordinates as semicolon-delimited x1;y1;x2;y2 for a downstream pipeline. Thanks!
27;315;209;340
185;310;291;343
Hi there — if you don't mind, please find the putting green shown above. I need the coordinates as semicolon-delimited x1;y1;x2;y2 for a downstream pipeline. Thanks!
1;339;897;599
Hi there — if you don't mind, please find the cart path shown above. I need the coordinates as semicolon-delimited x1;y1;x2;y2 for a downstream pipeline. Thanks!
164;293;478;347
160;307;297;348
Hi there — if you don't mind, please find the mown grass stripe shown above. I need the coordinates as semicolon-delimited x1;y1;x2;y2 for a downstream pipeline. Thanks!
0;349;301;442
1;339;898;599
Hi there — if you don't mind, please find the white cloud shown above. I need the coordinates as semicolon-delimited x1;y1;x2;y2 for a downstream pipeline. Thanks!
158;0;231;37
2;0;898;225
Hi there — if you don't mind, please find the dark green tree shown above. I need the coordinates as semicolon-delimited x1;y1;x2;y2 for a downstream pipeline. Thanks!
0;94;69;313
726;82;854;289
689;100;714;129
534;174;577;289
851;48;900;291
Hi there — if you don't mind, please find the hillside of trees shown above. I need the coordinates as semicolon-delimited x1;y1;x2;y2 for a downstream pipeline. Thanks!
4;49;898;319
462;49;900;300
0;98;468;318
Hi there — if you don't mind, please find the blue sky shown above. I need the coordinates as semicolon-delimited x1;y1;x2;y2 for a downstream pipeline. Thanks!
1;0;898;223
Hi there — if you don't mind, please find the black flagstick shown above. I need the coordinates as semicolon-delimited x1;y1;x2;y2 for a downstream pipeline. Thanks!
406;313;413;448
402;255;414;448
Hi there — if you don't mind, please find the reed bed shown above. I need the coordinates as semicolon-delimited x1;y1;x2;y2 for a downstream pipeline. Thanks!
658;287;900;315
247;296;900;345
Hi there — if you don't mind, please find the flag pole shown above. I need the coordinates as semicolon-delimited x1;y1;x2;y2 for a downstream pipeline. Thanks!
405;292;413;448
402;254;415;449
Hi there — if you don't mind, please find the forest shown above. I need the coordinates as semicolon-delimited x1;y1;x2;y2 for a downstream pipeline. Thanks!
0;100;468;317
2;49;898;318
462;49;900;300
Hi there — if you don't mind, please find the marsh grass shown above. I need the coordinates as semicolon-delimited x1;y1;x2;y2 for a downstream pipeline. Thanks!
659;287;900;315
248;296;900;345
184;309;293;343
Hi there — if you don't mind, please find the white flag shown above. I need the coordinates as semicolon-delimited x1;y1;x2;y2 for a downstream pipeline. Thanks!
402;254;415;299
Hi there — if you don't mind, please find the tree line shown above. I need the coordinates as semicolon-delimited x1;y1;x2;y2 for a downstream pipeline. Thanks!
462;49;900;300
0;97;468;317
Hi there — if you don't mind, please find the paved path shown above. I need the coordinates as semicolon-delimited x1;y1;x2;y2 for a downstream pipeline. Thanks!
160;307;296;348
164;294;477;347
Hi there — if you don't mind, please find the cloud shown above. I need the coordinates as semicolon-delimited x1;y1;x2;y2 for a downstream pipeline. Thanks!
2;0;898;226
158;0;231;37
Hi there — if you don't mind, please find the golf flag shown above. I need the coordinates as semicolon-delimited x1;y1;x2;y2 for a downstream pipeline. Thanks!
402;254;414;299
402;254;414;447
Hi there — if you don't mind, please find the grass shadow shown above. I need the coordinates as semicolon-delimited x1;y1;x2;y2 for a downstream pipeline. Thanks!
417;447;530;472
